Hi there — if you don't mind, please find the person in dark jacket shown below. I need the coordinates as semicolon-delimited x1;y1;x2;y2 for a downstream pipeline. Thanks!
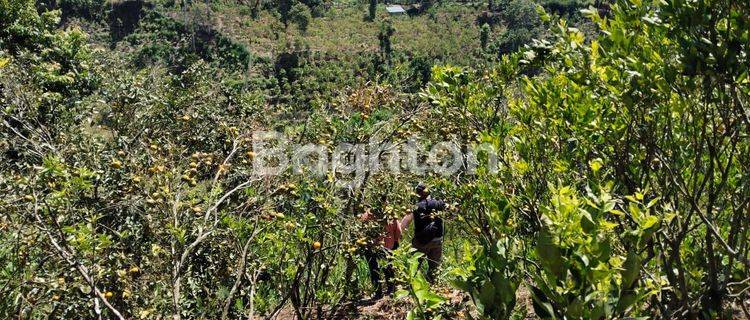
400;183;447;283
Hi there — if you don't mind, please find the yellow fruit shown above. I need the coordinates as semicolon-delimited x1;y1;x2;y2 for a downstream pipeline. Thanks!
110;160;123;169
129;266;140;274
132;176;141;183
312;242;321;250
104;291;114;298
24;195;34;201
274;212;285;219
246;151;256;159
192;206;203;214
189;162;198;168
181;114;191;121
52;294;60;301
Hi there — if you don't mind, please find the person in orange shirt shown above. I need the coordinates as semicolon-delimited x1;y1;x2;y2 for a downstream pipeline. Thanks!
360;197;402;299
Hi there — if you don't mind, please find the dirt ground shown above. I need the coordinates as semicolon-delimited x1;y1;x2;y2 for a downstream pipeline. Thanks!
273;284;537;319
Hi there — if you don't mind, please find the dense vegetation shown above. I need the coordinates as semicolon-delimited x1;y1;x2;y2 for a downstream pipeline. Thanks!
1;0;749;319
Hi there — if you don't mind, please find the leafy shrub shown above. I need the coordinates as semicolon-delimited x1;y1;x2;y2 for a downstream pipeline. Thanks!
530;187;660;318
58;0;106;19
288;2;312;33
392;248;449;320
426;1;750;317
495;0;542;54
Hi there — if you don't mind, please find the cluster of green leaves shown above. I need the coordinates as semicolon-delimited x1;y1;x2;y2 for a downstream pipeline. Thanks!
423;0;749;318
531;186;660;318
123;10;254;72
453;237;519;319
391;248;449;320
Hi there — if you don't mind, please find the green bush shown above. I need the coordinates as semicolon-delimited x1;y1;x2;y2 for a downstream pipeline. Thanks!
495;0;542;54
59;0;106;19
288;2;312;33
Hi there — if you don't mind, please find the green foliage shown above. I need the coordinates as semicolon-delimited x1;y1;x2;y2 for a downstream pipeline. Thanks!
378;18;395;65
495;0;542;54
453;238;519;320
125;11;253;71
2;0;749;319
530;186;659;318
288;2;312;33
480;23;490;50
58;0;106;19
0;0;95;121
368;0;377;21
425;0;749;317
393;248;449;320
538;0;595;16
276;0;298;26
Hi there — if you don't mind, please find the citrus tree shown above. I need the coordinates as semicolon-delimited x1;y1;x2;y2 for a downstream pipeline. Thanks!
426;0;749;318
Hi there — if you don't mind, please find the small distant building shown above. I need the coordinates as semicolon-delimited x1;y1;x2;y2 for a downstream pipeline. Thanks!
386;5;406;15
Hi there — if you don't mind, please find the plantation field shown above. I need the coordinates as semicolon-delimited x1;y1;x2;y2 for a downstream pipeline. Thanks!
206;2;494;62
1;0;749;319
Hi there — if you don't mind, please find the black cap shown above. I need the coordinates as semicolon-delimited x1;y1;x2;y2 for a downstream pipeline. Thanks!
415;183;427;194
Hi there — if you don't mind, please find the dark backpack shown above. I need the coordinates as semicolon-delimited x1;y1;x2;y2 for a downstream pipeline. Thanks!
413;198;446;244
